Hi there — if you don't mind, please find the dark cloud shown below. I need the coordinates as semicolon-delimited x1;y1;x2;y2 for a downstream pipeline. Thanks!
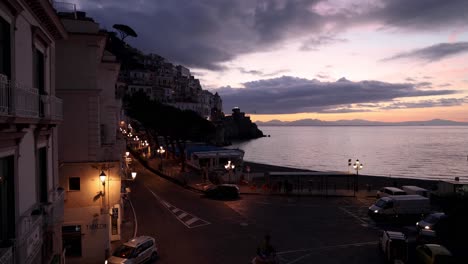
75;0;468;69
381;97;468;110
300;35;347;51
415;82;432;88
383;42;468;62
405;77;416;82
216;76;458;114
367;0;468;31
238;67;264;75
438;83;452;87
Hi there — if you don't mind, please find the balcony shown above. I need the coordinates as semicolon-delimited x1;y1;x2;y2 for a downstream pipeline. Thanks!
43;188;65;227
0;75;63;122
0;246;13;264
15;214;43;264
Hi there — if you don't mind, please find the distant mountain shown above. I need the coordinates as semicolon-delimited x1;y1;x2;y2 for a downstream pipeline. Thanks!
256;118;468;126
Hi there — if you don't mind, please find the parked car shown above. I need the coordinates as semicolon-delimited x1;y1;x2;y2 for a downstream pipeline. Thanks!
417;212;448;232
415;244;454;264
106;236;158;264
376;187;407;198
379;230;408;263
205;184;240;199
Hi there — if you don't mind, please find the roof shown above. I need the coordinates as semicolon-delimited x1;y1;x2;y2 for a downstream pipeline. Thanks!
386;195;429;201
385;231;407;241
402;185;428;191
382;187;405;192
424;244;452;256
124;236;154;247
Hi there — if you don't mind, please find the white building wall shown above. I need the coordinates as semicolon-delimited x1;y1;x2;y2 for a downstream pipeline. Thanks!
14;14;34;88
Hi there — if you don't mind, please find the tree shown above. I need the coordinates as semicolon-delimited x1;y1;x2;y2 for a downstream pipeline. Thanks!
112;24;138;41
125;93;216;173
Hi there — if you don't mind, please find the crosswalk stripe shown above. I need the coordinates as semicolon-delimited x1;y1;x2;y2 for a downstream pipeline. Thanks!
146;186;211;228
178;212;187;219
185;217;199;225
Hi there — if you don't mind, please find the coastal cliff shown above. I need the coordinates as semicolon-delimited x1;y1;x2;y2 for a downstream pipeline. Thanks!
221;107;264;143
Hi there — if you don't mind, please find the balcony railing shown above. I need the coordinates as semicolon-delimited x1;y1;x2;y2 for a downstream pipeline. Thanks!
43;188;65;226
0;246;13;264
0;74;63;121
15;215;43;264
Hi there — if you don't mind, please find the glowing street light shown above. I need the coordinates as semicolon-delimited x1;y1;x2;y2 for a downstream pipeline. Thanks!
131;171;137;180
157;146;166;170
224;160;235;183
353;159;363;192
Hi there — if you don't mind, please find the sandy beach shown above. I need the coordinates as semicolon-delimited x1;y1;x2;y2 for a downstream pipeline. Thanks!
243;161;439;192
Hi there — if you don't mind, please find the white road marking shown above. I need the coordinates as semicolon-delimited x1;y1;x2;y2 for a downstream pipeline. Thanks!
178;212;187;218
339;207;368;225
146;186;211;229
185;217;199;225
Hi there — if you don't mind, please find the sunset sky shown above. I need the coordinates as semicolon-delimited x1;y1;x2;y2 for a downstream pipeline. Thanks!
75;0;468;122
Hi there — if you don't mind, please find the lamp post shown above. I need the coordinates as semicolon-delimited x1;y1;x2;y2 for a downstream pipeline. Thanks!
157;146;165;171
224;160;235;183
99;170;107;210
353;159;363;192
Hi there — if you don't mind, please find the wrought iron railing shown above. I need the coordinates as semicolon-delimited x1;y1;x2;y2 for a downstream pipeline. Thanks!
16;215;43;264
0;74;63;121
0;245;13;264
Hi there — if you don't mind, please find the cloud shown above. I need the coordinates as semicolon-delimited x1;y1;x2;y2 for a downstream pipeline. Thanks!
300;35;347;51
216;76;458;114
74;0;468;70
382;42;468;62
238;67;264;75
237;67;290;77
381;97;468;110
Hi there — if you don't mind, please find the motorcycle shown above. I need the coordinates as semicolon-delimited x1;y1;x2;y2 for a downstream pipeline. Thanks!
251;253;279;264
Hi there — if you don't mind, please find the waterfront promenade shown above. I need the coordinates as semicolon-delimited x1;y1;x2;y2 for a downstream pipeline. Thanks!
129;148;438;198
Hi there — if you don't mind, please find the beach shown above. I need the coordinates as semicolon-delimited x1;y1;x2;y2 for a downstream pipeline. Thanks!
243;161;439;193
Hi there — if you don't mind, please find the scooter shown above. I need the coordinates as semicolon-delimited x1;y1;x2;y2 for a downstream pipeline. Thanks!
251;253;279;264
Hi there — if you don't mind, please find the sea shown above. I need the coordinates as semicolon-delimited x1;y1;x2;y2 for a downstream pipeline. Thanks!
230;126;468;181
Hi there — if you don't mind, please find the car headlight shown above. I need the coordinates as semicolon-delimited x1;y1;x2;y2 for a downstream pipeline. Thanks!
424;226;430;230
374;210;378;213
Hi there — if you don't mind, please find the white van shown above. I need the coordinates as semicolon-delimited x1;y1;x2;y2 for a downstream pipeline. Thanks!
369;195;430;217
401;185;429;197
376;187;407;198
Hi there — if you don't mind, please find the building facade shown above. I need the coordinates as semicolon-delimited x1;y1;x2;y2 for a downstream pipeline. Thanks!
55;10;124;264
0;0;67;263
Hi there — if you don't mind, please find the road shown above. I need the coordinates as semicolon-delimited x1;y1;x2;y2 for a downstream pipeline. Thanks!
127;160;386;264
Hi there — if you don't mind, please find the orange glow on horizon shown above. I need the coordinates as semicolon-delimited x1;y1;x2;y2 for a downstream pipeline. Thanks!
248;106;468;123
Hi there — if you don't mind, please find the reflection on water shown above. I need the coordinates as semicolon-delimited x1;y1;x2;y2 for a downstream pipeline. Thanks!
230;126;468;181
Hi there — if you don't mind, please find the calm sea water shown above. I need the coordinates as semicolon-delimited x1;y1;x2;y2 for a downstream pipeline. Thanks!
230;126;468;181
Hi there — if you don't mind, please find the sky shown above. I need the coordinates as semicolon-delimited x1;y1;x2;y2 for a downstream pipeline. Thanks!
73;0;468;122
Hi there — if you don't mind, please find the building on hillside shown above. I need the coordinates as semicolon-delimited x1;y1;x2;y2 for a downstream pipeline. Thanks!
55;9;125;264
126;84;154;100
0;0;67;263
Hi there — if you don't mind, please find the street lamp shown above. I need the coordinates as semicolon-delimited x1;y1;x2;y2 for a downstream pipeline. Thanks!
353;159;363;192
99;170;107;187
224;160;235;183
131;171;137;180
157;146;165;170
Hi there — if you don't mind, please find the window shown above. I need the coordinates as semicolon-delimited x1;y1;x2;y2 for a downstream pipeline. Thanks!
38;147;48;202
0;17;11;78
34;48;45;93
69;177;80;191
62;225;82;257
0;156;14;243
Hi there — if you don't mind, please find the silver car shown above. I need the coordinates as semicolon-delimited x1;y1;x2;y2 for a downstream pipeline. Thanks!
106;236;158;264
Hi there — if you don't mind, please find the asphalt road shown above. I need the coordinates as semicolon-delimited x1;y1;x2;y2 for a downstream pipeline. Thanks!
127;160;388;264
